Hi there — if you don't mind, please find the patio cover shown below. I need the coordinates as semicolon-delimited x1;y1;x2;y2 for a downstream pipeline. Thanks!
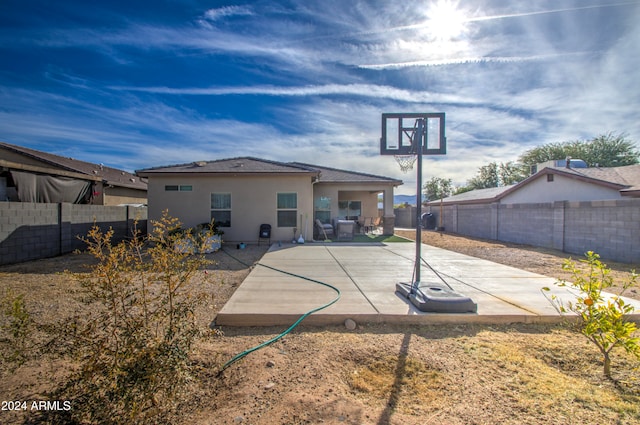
11;170;93;204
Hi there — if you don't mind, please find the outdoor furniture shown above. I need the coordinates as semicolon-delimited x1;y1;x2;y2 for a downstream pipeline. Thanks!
336;220;355;241
258;223;271;245
315;219;334;240
357;216;367;234
371;217;382;234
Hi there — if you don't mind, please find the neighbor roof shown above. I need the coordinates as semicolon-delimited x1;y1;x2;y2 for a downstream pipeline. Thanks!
136;157;318;176
429;163;640;205
557;164;640;196
428;185;515;205
0;141;146;190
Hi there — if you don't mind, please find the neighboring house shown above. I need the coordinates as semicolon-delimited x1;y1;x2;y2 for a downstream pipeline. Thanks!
429;162;640;206
422;162;640;263
136;157;402;242
0;141;147;205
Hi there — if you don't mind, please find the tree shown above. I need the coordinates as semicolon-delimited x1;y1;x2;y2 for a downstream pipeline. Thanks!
467;162;499;189
499;161;529;185
423;177;453;202
544;252;639;378
462;161;529;191
519;132;639;167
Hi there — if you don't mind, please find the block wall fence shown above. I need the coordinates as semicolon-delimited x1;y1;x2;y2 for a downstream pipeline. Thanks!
396;198;639;264
0;202;147;265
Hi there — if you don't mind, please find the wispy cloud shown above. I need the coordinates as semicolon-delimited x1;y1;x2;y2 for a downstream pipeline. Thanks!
1;0;639;195
202;5;254;22
359;51;596;70
109;83;476;105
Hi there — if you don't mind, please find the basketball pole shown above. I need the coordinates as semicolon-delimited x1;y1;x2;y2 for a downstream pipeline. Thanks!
412;118;424;294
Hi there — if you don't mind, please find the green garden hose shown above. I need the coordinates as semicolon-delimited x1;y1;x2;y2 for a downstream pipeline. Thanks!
217;248;341;373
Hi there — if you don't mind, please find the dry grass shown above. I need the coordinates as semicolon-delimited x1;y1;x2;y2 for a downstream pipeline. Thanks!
2;237;640;424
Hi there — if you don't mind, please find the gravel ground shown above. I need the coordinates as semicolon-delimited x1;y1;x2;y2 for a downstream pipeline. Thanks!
1;233;639;425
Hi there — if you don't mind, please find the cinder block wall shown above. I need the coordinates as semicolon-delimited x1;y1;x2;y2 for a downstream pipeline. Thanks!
457;205;493;239
426;198;640;263
498;203;555;248
0;203;148;265
563;199;640;263
394;206;416;228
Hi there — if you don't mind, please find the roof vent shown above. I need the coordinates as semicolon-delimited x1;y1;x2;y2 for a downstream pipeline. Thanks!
130;178;135;183
194;161;207;167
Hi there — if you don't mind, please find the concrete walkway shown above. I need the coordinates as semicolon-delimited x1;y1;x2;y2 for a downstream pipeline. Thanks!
214;242;640;327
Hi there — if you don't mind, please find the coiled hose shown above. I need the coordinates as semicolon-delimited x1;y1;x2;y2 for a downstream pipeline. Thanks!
217;247;341;374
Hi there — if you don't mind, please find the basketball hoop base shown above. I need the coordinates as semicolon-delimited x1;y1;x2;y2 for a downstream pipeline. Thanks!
396;282;477;313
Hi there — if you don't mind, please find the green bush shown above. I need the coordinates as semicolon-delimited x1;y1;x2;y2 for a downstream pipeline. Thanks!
545;251;639;377
58;211;216;424
0;289;32;368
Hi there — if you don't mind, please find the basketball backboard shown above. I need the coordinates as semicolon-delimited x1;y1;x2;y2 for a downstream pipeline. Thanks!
380;112;446;155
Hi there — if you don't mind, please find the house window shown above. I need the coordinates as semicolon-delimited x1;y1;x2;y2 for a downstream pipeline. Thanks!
277;192;297;227
547;174;554;182
211;193;231;227
338;200;361;220
314;196;331;224
165;185;192;191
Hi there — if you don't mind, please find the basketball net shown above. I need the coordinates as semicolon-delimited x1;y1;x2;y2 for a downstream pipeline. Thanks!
394;154;417;173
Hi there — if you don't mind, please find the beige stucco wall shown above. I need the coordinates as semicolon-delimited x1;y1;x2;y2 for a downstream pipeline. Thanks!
147;174;314;242
103;186;148;206
501;173;621;204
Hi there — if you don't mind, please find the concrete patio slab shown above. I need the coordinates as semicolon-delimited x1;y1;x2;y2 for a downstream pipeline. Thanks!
214;242;640;327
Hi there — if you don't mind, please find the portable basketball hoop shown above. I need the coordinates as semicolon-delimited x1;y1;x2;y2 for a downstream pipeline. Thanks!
394;155;417;173
380;112;476;313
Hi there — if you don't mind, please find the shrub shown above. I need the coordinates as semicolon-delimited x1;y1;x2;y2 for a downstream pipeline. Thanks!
545;251;639;377
58;210;216;424
0;289;32;368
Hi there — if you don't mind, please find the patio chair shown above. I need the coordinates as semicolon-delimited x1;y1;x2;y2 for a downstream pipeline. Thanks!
371;217;382;234
357;216;367;234
336;220;355;241
315;219;334;240
258;223;271;245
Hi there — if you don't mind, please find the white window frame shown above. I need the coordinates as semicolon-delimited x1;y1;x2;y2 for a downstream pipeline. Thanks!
211;192;231;227
277;192;298;227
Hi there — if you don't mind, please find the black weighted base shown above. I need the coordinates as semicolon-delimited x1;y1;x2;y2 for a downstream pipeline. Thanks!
396;282;477;313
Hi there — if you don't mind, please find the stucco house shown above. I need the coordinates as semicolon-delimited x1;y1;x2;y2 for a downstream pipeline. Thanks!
0;141;147;205
429;162;640;207
136;157;402;243
421;162;640;263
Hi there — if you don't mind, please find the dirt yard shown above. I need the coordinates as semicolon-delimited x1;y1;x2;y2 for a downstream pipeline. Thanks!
1;232;639;425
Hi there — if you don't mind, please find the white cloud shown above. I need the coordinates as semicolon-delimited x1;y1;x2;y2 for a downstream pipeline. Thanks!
2;0;639;197
202;5;254;22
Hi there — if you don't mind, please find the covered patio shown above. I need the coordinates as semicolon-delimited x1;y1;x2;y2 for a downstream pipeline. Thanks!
301;163;402;239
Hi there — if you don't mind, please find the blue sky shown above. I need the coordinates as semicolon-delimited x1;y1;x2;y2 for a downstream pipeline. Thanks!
1;0;639;195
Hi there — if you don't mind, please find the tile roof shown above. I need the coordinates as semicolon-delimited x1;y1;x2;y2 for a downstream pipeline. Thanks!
557;164;640;194
291;162;403;184
136;157;317;175
0;141;146;190
137;157;403;185
428;185;514;204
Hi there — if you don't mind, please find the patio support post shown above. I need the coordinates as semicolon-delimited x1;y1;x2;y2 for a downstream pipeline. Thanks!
382;187;395;235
